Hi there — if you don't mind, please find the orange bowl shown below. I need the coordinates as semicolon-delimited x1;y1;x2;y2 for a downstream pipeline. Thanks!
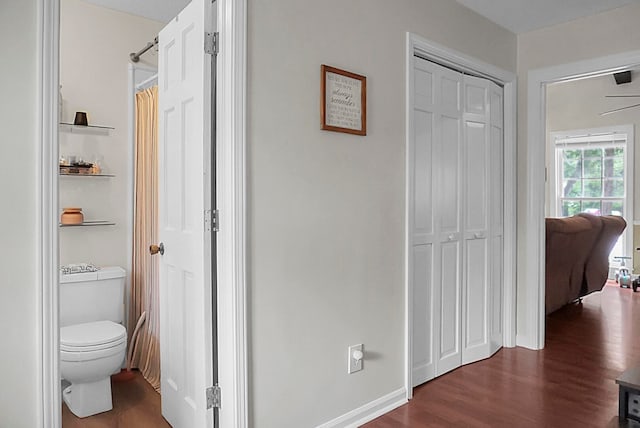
61;210;83;225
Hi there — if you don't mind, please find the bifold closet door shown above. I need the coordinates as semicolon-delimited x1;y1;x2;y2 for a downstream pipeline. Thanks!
411;56;504;388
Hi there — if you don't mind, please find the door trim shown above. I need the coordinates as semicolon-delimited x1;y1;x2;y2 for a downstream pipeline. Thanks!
523;49;640;351
38;0;248;426
38;0;60;426
216;0;249;426
404;32;517;399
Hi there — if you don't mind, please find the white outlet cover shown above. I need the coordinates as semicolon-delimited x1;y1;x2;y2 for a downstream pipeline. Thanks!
348;344;364;374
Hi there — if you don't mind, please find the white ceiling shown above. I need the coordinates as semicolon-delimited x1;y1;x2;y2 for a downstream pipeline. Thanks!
84;0;637;33
83;0;189;23
455;0;637;34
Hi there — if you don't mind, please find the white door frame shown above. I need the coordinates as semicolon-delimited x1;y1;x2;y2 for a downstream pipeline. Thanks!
404;33;517;399
522;49;640;351
36;0;248;427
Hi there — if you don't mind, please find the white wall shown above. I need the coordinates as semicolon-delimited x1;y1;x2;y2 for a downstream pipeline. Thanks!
59;0;163;269
0;1;41;426
517;2;640;339
248;0;516;425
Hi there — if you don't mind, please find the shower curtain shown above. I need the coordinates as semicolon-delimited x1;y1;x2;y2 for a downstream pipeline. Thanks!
129;86;160;391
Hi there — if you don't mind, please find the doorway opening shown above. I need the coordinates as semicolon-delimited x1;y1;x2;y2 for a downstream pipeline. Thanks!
58;0;214;425
39;0;247;427
524;49;640;350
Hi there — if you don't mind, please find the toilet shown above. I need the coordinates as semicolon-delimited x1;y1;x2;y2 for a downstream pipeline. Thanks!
59;266;127;418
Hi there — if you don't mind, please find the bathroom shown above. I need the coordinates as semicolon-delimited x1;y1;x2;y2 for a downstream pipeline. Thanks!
58;0;186;424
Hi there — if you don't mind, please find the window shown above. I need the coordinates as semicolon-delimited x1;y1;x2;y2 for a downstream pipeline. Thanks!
550;126;634;261
558;145;625;217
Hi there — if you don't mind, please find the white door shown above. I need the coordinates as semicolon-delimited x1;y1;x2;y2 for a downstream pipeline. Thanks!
157;0;215;427
410;57;503;387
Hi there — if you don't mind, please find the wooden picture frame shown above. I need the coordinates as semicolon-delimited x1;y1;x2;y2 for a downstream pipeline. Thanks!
321;65;367;136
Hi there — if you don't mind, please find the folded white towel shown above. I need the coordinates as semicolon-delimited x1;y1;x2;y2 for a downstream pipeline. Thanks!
60;263;100;275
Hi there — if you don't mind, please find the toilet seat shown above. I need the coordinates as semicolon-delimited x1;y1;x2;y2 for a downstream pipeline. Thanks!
61;321;126;362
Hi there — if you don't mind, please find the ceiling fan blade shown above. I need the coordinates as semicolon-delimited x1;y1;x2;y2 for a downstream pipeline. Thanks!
605;95;640;98
600;102;640;116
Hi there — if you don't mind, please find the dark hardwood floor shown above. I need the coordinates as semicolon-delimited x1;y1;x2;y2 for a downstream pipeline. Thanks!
365;282;640;427
62;370;170;428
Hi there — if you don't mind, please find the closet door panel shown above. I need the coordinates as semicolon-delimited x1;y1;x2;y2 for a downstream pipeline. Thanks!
412;244;435;386
462;237;489;364
441;76;460;114
465;83;486;116
412;109;434;245
490;117;504;233
464;121;488;232
437;241;461;376
439;115;461;236
414;63;434;108
490;88;503;128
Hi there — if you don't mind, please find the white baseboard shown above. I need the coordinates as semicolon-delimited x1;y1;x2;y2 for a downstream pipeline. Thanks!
516;334;540;350
316;388;407;428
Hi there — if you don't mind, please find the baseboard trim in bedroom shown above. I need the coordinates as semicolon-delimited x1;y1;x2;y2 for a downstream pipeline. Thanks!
315;387;407;428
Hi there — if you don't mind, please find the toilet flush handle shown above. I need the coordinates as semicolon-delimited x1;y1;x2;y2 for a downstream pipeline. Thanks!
149;242;165;256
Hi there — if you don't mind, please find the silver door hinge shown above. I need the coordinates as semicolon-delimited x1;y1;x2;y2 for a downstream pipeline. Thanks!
206;385;221;409
205;32;219;56
205;209;219;232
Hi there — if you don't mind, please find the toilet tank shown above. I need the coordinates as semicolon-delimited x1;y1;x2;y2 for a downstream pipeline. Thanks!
59;266;126;327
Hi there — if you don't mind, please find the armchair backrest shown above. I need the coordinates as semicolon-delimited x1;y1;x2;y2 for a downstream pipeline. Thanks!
545;214;602;314
581;214;627;295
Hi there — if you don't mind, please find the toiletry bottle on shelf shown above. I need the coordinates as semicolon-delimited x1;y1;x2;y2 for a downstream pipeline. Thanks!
91;155;103;174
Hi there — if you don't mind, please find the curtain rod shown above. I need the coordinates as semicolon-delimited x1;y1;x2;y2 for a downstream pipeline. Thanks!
130;36;158;63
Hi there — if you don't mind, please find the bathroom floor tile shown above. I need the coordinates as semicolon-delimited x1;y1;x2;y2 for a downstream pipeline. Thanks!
62;371;171;427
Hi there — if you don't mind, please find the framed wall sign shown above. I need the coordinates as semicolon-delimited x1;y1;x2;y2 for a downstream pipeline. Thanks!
321;65;367;136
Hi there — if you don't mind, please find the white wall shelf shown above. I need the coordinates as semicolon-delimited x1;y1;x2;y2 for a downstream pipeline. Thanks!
59;122;114;135
59;220;115;228
59;172;115;177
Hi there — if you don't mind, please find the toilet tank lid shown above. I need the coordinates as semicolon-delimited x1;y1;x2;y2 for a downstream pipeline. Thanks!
60;266;126;283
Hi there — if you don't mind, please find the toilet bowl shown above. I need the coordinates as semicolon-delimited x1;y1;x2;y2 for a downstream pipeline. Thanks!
60;320;126;418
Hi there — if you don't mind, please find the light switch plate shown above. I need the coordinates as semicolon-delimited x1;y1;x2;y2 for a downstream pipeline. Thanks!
348;344;364;374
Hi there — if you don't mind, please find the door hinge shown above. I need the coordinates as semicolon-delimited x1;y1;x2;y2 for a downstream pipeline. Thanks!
205;209;219;232
206;385;221;409
205;32;219;56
